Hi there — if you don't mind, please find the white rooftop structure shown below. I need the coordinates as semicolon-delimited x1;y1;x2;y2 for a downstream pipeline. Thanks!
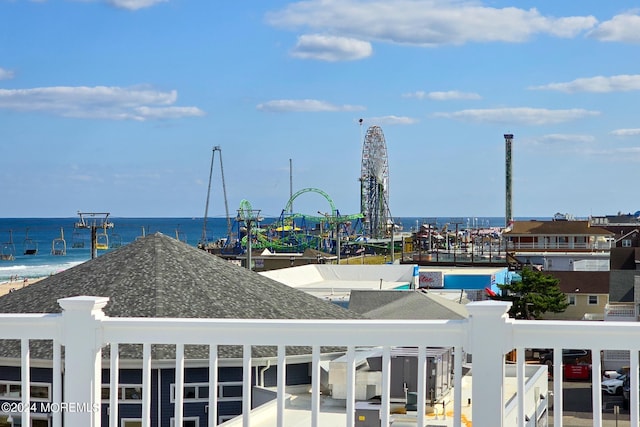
260;264;418;304
220;363;549;427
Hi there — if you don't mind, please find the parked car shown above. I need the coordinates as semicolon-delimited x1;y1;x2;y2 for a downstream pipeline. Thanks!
539;349;590;366
602;374;626;395
603;367;628;380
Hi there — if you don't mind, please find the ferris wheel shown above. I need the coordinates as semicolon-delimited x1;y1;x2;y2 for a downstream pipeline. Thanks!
360;125;391;238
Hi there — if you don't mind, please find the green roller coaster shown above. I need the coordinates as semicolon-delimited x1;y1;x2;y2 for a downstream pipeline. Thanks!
229;188;364;254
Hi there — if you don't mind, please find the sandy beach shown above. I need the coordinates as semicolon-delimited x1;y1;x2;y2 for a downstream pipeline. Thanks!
0;277;45;297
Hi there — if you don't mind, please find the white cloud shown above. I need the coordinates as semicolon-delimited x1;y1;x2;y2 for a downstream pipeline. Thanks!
616;147;640;153
539;134;595;143
107;0;168;10
134;106;206;120
529;74;640;93
587;13;640;43
364;115;418;125
404;90;481;100
256;99;365;112
0;86;205;121
266;0;597;47
27;0;167;11
68;174;96;183
611;128;640;136
0;68;14;80
433;107;600;125
291;34;372;61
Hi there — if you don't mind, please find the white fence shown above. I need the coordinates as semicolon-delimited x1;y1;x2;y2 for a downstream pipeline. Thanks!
506;242;612;251
2;296;640;427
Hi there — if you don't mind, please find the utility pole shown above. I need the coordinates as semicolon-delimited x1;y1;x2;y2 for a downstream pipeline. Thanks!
450;217;464;264
75;212;113;259
289;158;293;215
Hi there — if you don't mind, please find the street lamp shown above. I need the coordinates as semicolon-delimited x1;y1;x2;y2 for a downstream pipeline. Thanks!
389;220;395;264
236;208;262;271
318;211;342;264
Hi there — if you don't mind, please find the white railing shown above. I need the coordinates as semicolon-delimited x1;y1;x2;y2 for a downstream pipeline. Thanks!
605;303;636;321
506;242;612;251
2;296;640;427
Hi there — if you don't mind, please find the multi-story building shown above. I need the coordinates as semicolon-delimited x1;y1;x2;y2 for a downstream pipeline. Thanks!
590;212;640;248
539;271;609;321
503;219;614;271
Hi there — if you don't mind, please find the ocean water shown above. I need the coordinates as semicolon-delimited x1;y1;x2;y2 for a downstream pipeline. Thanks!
0;217;232;282
0;216;525;282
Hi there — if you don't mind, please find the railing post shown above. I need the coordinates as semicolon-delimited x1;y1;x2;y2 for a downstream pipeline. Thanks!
58;296;109;427
466;301;513;427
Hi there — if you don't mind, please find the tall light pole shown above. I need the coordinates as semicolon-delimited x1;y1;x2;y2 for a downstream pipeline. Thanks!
390;220;395;264
319;211;342;264
237;207;261;271
450;218;463;264
335;212;342;264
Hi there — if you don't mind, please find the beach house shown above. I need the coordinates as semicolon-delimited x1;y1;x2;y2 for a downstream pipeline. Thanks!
503;219;614;271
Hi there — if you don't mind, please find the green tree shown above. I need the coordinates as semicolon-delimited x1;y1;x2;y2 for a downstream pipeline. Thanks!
495;267;569;319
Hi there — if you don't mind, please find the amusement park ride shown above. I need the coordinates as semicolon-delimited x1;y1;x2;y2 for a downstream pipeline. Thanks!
198;124;396;257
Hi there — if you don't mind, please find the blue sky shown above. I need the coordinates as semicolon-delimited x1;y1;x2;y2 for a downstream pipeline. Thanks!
1;0;639;219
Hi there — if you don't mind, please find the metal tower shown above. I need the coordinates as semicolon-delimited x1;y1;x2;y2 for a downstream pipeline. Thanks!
200;146;232;246
504;134;514;227
75;212;114;259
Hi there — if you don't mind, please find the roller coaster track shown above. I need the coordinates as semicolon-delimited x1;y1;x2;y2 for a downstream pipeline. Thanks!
229;189;364;253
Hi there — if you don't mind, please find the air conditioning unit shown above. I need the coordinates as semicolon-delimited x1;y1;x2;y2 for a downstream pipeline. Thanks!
354;402;381;427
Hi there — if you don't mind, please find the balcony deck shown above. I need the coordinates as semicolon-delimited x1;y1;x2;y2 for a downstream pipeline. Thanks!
1;296;640;427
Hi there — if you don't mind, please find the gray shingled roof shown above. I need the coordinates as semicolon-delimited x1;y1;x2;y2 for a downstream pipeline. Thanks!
609;270;638;303
0;233;360;359
350;290;468;320
348;290;412;315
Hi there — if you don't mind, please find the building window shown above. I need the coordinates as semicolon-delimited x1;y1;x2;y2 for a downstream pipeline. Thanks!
588;295;598;305
170;382;241;403
622;239;632;247
121;419;142;427
568;295;576;305
0;381;50;401
0;415;49;427
170;418;199;427
219;382;243;402
101;385;142;402
170;383;210;402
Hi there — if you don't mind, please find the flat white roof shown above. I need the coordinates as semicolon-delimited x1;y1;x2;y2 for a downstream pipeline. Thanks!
260;264;416;291
261;264;511;302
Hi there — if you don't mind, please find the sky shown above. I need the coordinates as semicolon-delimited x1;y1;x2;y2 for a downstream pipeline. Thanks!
1;0;639;220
